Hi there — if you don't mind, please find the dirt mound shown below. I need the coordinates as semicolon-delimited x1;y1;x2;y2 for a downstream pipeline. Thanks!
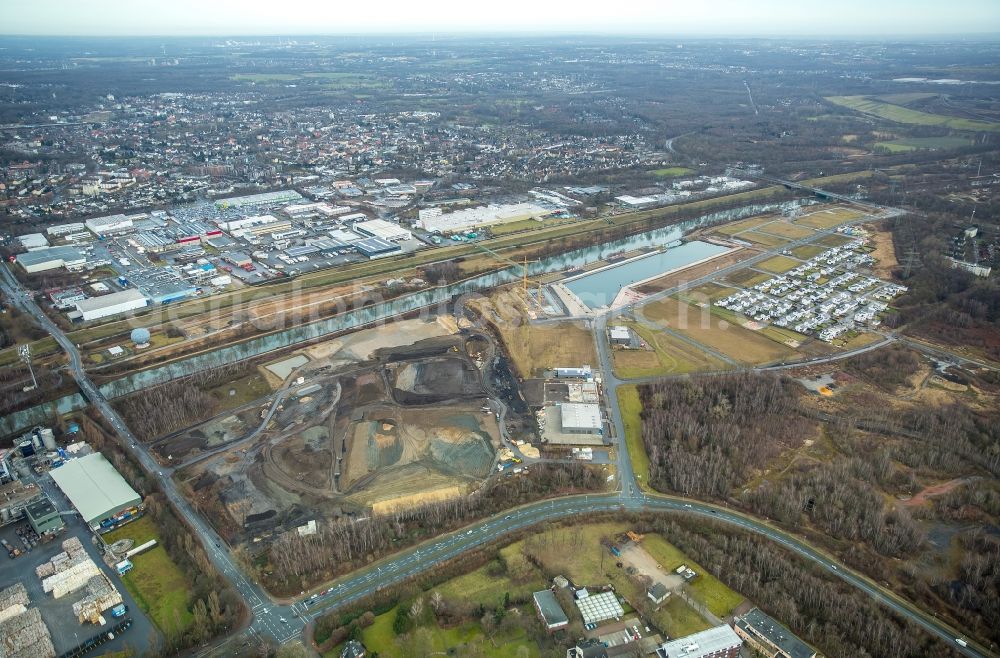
390;357;484;404
429;434;494;478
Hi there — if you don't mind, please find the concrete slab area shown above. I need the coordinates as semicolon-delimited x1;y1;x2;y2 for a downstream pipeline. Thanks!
0;515;157;656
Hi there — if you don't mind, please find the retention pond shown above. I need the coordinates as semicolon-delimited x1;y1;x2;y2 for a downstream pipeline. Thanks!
564;240;730;309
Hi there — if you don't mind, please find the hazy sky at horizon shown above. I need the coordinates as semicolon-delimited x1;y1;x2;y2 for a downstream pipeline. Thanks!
3;0;1000;37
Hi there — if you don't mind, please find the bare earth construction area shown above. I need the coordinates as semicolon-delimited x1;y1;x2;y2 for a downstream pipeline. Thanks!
171;321;505;546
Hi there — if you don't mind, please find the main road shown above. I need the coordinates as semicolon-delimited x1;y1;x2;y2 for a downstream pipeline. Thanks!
0;264;304;645
1;211;992;658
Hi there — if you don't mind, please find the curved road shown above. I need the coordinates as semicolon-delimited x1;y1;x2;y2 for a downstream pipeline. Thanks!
1;228;992;658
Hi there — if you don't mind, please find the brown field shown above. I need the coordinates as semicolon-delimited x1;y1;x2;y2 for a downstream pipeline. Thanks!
472;289;597;377
614;322;727;377
740;230;791;247
757;255;801;274
756;221;816;239
713;215;778;236
869;229;899;279
794;206;868;229
725;268;773;287
643;298;798;365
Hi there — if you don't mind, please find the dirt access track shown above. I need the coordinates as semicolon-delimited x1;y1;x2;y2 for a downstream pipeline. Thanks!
175;324;514;549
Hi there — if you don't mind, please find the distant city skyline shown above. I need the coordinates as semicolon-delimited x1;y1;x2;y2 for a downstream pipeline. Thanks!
3;0;1000;37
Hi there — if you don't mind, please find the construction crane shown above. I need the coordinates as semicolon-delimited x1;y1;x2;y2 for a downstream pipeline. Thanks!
473;243;545;302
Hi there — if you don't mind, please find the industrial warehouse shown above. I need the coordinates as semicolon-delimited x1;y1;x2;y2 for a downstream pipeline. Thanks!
49;453;143;533
10;188;472;323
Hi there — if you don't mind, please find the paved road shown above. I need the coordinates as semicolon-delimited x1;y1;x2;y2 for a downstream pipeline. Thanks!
0;264;303;646
2;186;992;658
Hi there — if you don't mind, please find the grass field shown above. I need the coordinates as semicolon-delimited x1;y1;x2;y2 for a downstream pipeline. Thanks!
660;597;713;637
618;385;651;490
875;136;973;152
103;516;194;637
827;95;1000;132
682;282;734;302
874;92;939;105
643;298;797;365
757;255;801;274
740;230;790;248
725;268;772;287
642;535;745;617
815;233;854;248
206;371;274;409
613;322;726;378
790;244;827;259
794;206;867;229
330;606;540;658
650;167;694;177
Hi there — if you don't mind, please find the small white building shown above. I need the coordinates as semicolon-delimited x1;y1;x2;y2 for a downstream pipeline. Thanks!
18;233;49;251
609;326;631;345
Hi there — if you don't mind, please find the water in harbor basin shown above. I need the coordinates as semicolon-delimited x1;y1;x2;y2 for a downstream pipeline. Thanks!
564;240;729;309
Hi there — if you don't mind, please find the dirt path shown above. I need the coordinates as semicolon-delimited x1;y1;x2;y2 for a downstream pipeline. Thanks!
870;229;899;280
900;477;974;507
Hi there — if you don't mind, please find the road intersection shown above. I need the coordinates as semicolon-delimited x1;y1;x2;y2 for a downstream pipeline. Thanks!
1;188;992;658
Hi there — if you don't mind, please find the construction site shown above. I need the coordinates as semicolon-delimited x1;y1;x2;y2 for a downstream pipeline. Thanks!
174;317;519;548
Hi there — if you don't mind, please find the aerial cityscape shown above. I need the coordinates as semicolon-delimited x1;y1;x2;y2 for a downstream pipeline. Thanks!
0;2;998;658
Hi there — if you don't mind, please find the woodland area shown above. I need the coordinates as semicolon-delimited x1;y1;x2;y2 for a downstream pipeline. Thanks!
113;362;258;441
864;165;1000;361
638;368;1000;646
638;372;814;498
251;462;606;596
641;516;961;658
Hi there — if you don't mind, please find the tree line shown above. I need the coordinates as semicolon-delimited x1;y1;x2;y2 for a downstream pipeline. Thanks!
260;462;606;595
